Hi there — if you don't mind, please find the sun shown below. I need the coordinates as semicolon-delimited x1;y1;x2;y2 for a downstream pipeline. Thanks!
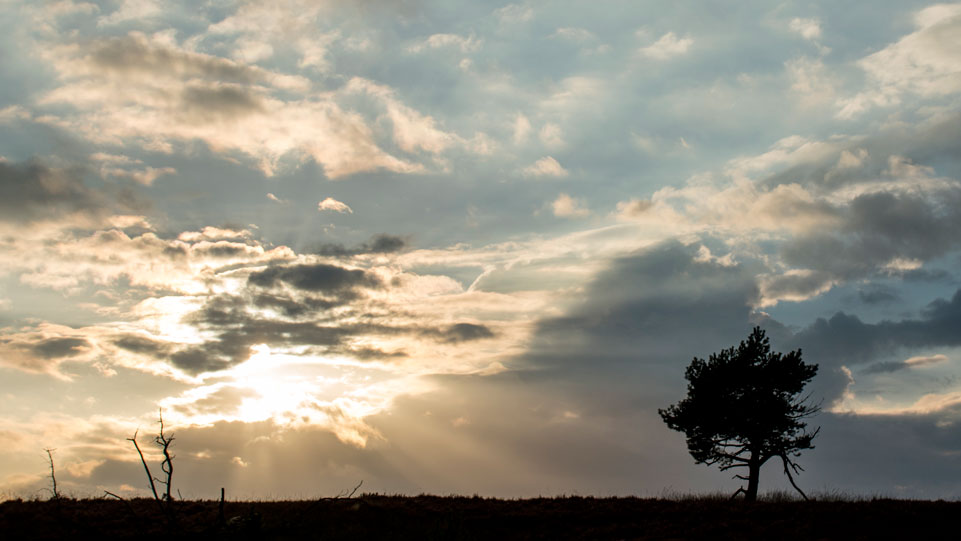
161;344;421;446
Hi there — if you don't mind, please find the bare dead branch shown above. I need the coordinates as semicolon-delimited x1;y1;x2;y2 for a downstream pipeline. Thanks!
155;409;175;502
780;453;809;501
346;480;363;498
43;448;60;500
127;430;161;504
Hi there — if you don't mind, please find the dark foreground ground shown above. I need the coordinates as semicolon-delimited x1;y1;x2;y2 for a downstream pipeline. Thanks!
2;495;959;540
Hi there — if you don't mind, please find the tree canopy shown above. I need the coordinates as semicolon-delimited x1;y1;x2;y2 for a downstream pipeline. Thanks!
658;327;819;501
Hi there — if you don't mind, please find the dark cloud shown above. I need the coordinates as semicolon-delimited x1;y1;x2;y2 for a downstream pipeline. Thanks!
785;289;961;402
858;284;900;305
179;83;265;123
248;263;381;292
421;323;495;343
763;114;961;192
113;335;173;356
0;161;103;222
782;189;961;280
800;411;961;497
251;293;340;318
526;241;761;376
87;34;259;83
170;336;254;374
153;285;497;373
30;337;89;358
902;268;955;283
194;243;249;258
862;360;914;374
312;234;409;257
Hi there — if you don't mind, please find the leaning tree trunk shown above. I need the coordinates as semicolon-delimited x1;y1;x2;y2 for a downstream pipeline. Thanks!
745;457;761;502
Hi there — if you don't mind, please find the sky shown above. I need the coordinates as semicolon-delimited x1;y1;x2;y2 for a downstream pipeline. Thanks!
1;0;961;500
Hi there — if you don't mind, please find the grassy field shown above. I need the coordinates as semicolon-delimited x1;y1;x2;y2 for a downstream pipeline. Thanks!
2;494;958;539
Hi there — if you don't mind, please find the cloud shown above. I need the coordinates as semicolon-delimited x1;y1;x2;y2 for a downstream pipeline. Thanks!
0;324;96;378
36;33;421;178
788;17;822;41
863;354;949;374
494;4;532;24
248;263;382;293
318;197;353;214
538;123;564;148
838;4;961;118
858;284;901;305
512;113;532;144
615;199;653;218
551;193;589;218
97;0;161;26
551;27;595;42
0;161;106;223
785;289;961;403
785;56;835;105
422;323;495;343
346;78;461;156
312;234;408;257
522;156;568;178
640;32;693;60
408;33;481;53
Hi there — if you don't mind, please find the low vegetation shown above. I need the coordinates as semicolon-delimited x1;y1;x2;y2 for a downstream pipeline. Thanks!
2;493;960;540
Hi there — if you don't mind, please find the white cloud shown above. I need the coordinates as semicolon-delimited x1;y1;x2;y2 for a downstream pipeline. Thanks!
904;354;949;367
494;4;533;24
552;27;594;41
785;56;835;106
836;148;868;169
97;0;160;26
408;33;481;53
522;156;568;178
551;193;589;218
884;155;935;178
513;113;532;144
90;152;176;185
640;32;693;60
539;123;564;148
788;17;822;40
318;197;353;214
347;78;459;155
838;4;961;118
36;33;420;178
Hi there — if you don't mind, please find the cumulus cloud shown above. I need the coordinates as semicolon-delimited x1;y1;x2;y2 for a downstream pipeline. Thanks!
639;32;693;59
408;33;481;53
551;193;589;218
312;234;408;257
522;156;568;178
538;123;565;148
838;4;961;118
786;56;835;105
494;4;533;24
318;197;353;214
512;113;532;144
863;354;949;374
36;32;423;178
346;78;461;155
788;17;822;40
97;0;161;26
0;161;107;223
0;324;96;378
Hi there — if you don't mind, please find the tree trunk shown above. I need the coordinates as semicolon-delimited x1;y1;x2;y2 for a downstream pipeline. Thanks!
745;457;761;502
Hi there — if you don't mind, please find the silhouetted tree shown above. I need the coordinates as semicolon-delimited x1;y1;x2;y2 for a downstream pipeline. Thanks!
659;327;819;501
